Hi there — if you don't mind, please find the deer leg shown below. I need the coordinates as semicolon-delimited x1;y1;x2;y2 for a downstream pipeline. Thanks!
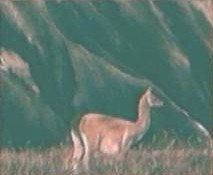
80;132;90;172
116;130;132;161
70;130;84;174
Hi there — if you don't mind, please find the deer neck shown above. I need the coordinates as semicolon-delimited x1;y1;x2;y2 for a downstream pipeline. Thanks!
136;95;151;128
129;95;151;144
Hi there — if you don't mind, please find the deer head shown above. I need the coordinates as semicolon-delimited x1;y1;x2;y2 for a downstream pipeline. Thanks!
146;87;163;107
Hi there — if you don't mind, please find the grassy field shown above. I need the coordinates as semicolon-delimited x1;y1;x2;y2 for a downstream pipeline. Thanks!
0;140;212;175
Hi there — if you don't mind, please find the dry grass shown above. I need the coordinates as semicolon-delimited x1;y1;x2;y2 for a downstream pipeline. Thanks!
0;140;212;175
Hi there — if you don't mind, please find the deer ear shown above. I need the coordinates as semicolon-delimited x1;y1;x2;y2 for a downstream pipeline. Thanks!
147;87;152;94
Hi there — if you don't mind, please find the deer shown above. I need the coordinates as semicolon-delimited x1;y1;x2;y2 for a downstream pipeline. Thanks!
66;87;163;173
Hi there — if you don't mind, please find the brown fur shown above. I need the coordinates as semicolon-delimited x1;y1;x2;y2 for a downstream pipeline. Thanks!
68;88;163;172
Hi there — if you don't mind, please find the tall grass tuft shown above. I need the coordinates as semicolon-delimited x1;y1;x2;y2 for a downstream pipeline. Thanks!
0;138;212;175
